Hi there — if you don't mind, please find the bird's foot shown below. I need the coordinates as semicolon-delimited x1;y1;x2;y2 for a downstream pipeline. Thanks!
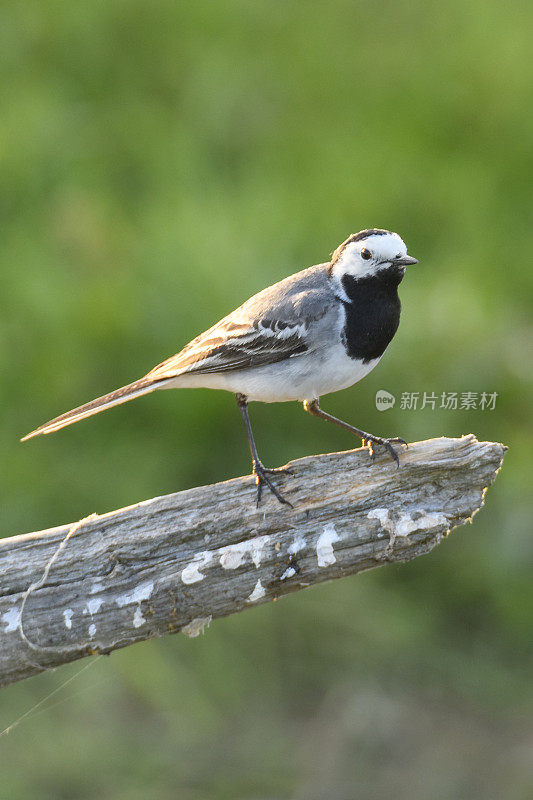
252;461;294;508
363;436;408;467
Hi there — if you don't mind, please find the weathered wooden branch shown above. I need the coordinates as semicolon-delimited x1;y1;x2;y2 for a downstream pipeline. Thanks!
0;435;505;688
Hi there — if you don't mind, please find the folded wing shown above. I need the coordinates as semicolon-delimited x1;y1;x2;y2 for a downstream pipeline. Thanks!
22;264;333;440
146;316;310;379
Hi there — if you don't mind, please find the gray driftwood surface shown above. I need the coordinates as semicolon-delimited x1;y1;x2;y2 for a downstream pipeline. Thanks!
0;435;505;688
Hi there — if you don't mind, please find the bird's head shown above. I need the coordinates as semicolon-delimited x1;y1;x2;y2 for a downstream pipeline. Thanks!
329;229;418;284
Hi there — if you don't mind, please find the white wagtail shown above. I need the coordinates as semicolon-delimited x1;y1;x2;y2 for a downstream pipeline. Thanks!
23;229;417;507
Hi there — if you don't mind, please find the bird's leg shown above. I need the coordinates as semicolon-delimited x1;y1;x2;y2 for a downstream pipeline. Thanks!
303;399;407;467
236;394;293;507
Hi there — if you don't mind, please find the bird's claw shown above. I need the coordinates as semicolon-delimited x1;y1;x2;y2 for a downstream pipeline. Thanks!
253;461;293;508
261;466;294;477
363;436;408;467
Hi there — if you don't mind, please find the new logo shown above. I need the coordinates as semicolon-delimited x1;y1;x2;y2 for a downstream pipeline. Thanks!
375;390;395;411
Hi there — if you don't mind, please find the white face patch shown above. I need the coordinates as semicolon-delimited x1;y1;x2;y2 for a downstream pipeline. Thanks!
332;231;408;282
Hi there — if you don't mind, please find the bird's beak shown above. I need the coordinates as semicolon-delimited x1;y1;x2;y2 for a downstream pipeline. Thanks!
396;255;418;266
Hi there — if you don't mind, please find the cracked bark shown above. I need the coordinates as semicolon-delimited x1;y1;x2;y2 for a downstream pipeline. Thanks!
0;435;506;688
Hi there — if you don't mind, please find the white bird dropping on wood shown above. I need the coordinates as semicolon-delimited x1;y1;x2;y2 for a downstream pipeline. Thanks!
316;523;340;567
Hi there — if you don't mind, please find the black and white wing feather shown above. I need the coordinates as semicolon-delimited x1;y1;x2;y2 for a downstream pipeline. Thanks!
146;264;332;380
22;264;334;440
146;317;309;378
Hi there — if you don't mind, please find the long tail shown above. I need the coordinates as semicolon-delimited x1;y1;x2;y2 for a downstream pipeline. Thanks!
21;377;168;441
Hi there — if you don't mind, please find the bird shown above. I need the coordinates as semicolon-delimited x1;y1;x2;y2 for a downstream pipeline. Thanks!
22;228;418;507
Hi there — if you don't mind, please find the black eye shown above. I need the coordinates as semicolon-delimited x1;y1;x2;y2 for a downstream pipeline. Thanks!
395;253;401;259
361;248;372;260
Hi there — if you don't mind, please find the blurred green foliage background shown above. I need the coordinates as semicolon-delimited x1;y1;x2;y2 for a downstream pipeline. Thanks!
1;0;532;797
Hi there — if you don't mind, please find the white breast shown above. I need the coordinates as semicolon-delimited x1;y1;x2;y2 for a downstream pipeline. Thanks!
170;344;381;403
